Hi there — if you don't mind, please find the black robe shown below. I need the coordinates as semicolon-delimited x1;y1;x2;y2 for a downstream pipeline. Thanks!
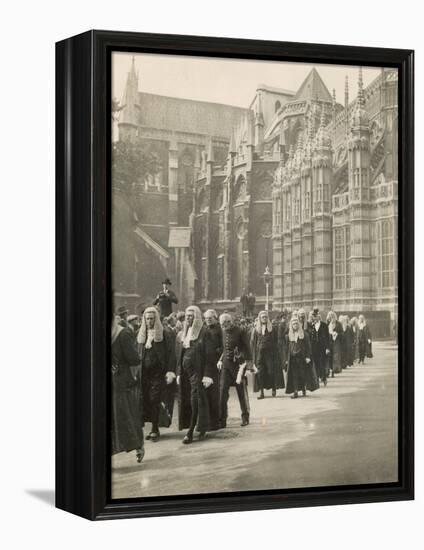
204;323;222;431
328;321;343;374
139;328;176;428
309;321;330;381
176;326;214;432
111;328;144;454
344;325;355;366
284;332;319;394
251;326;284;391
358;325;372;361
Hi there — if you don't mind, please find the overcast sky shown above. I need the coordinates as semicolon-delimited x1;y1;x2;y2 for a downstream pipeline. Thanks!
112;52;384;109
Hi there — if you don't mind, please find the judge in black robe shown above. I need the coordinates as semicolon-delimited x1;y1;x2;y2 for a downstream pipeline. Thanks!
357;315;372;363
137;307;176;442
284;315;319;398
251;310;284;399
111;317;144;462
203;309;222;431
341;315;354;367
327;311;343;376
309;309;330;385
176;306;214;444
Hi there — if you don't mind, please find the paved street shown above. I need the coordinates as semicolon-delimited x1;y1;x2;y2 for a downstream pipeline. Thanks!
111;342;398;499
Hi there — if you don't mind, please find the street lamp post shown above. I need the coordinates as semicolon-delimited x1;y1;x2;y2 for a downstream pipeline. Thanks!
263;266;273;311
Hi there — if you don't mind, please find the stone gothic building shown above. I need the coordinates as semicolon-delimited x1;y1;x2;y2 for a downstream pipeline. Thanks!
115;59;397;334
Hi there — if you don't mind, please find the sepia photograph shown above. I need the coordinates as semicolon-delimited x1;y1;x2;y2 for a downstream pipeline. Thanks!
110;51;399;500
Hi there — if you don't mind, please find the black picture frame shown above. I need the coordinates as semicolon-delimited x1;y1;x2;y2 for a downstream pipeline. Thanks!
55;30;414;520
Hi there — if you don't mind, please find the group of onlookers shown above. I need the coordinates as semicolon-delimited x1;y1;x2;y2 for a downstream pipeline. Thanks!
112;295;373;465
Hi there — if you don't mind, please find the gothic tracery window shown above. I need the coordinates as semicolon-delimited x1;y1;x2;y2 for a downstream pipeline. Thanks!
380;219;394;288
234;175;247;203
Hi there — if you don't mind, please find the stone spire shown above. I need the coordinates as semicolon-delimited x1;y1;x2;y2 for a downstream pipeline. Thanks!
119;56;140;133
344;75;349;108
351;67;369;128
304;111;314;160
315;104;332;151
332;88;337;135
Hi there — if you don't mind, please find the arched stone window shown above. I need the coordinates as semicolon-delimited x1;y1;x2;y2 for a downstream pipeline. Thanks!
380;219;394;288
234;175;247;203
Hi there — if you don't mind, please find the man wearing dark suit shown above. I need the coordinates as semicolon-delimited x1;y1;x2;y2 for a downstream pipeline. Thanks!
203;309;222;431
153;278;178;318
218;313;252;428
240;290;249;317
309;308;330;386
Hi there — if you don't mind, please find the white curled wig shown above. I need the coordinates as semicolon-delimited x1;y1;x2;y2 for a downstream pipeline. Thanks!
182;305;204;342
288;312;304;342
137;306;164;344
254;310;272;334
326;310;337;324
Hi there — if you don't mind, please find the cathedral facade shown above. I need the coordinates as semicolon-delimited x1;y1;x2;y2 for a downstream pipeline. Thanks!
115;59;398;335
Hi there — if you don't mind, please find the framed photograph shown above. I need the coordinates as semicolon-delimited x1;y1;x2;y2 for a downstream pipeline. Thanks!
56;30;414;520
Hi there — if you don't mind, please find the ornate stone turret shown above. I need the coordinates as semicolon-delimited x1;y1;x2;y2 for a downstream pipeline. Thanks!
118;57;140;142
332;88;337;133
351;67;370;129
348;67;371;204
299;113;314;305
315;104;332;151
344;75;349;135
346;67;372;301
311;103;333;309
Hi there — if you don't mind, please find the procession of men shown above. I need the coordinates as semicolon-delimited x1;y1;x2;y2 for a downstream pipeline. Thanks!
111;279;373;464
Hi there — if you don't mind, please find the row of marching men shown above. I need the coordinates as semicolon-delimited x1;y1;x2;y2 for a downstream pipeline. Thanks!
111;305;372;464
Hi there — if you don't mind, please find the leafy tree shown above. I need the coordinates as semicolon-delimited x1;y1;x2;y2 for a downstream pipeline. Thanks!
112;140;162;192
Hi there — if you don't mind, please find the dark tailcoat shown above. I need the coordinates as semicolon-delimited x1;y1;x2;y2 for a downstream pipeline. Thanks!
284;332;319;394
153;289;178;318
251;327;284;391
176;326;213;432
111;328;143;454
309;321;330;381
219;325;252;425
